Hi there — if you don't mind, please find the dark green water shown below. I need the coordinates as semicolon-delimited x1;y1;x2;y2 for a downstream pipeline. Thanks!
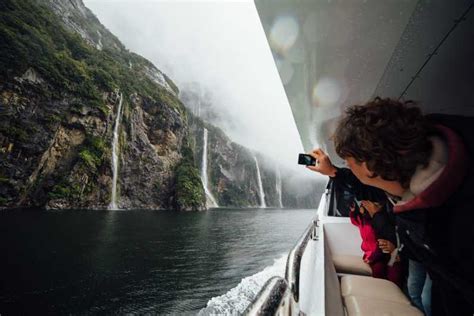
0;208;315;315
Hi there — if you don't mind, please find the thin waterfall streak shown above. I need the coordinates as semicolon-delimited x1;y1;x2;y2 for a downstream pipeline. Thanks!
276;167;283;208
254;157;266;208
109;93;123;210
201;128;218;208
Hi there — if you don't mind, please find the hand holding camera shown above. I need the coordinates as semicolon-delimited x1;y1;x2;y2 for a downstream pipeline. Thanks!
299;148;337;177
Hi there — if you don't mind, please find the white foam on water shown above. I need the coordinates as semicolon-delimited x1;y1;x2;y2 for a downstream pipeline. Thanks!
198;254;287;315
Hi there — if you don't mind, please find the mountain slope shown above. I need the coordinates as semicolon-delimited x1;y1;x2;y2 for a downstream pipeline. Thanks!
0;0;205;210
189;115;322;208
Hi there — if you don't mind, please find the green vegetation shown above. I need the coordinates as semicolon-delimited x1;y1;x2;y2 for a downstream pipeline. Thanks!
0;0;184;115
0;123;28;142
174;145;206;210
79;149;101;169
48;180;81;200
175;163;205;210
163;73;179;95
46;114;63;125
0;196;8;205
78;135;107;171
219;185;248;207
1;0;101;100
0;0;190;208
48;134;105;203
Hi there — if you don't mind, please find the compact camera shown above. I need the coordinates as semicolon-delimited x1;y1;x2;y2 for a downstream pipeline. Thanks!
298;153;317;166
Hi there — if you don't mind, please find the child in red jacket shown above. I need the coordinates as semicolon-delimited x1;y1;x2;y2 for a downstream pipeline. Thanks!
350;200;403;287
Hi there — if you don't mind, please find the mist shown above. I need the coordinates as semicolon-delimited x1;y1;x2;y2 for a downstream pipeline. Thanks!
84;0;325;182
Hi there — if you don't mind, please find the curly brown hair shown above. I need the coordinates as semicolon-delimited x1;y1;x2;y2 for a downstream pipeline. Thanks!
334;97;434;188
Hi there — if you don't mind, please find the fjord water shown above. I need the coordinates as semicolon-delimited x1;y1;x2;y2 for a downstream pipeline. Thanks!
0;208;315;314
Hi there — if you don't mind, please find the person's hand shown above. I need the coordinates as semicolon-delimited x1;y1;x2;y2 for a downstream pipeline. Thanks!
361;200;382;217
359;203;365;214
306;148;337;177
378;239;396;253
363;257;370;264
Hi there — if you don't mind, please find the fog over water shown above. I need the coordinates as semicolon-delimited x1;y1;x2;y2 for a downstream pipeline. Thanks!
84;0;323;181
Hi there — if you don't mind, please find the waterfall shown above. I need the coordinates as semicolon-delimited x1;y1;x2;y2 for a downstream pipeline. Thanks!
201;128;218;208
196;90;201;117
108;93;123;210
254;157;266;208
276;167;283;208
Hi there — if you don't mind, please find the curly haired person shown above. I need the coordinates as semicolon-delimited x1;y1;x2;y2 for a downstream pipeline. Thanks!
307;97;474;316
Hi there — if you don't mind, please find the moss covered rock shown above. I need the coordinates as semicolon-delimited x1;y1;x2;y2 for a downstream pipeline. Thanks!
0;0;200;210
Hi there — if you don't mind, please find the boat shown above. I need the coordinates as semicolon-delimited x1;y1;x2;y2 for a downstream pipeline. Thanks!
246;1;474;315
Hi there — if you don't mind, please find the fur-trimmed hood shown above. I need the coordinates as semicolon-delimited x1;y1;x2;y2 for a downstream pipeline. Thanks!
394;125;469;213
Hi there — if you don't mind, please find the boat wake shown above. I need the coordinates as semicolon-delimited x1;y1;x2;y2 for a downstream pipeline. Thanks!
198;254;287;315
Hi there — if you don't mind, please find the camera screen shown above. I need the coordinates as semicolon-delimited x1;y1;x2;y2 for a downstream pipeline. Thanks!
298;154;316;165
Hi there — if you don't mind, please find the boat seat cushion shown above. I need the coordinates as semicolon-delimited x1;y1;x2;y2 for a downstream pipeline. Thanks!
333;255;372;276
341;275;423;316
341;275;410;305
343;295;423;316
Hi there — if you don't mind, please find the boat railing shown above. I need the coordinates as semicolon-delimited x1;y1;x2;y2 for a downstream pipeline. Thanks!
284;216;319;304
244;217;318;315
244;276;289;315
245;182;333;315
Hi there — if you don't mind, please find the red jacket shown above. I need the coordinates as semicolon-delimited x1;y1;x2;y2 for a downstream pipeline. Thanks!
349;209;383;263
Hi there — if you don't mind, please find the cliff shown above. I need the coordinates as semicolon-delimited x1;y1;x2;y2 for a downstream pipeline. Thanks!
0;0;320;211
0;0;205;210
188;115;321;208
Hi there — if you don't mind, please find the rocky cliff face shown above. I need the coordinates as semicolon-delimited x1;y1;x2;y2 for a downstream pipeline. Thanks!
190;117;261;207
189;115;321;208
0;0;320;211
0;0;205;210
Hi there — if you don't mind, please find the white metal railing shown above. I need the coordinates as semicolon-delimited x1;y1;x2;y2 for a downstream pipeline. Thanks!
245;181;333;315
244;277;289;315
244;218;318;315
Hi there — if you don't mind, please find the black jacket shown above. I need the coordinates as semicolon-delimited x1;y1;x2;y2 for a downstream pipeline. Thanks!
404;114;474;316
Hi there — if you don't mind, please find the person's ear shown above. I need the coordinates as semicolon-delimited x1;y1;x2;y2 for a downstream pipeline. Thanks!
362;162;375;178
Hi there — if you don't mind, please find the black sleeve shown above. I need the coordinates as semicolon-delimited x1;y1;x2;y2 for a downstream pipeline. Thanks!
331;167;387;203
372;210;396;244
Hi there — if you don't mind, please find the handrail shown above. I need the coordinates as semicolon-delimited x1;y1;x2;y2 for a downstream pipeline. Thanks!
284;217;318;303
244;277;289;315
245;217;319;315
326;179;337;216
246;180;332;315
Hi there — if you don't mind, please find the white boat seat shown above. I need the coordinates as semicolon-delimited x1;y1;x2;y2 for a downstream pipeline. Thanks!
343;295;423;316
341;275;423;316
333;255;372;276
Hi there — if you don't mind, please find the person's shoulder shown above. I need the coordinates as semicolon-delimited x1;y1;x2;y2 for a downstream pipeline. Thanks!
426;113;474;151
425;113;474;127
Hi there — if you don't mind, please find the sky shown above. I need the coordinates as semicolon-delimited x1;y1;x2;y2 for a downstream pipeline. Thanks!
83;0;318;176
